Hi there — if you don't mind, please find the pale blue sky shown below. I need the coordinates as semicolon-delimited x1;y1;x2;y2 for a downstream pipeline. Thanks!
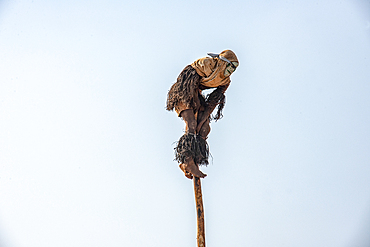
1;1;370;246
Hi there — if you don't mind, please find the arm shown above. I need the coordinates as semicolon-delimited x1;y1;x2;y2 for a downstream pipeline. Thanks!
196;84;229;133
196;107;215;133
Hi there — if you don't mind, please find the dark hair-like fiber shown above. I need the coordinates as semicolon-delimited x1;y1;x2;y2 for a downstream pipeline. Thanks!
166;65;201;112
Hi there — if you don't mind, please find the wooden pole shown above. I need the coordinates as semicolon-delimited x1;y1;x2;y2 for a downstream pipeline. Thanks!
193;176;206;247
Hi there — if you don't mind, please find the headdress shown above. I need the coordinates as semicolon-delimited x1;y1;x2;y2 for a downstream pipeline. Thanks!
191;50;238;88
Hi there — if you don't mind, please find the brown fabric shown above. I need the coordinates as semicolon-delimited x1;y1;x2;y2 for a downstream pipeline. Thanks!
167;50;238;167
220;49;239;63
175;91;206;118
166;65;202;115
191;50;238;88
167;50;238;118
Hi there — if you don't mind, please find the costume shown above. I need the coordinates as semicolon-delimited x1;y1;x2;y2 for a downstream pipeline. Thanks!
166;50;239;167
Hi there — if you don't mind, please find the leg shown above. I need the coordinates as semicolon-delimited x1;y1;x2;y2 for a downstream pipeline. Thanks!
178;109;207;179
179;163;193;179
180;109;197;134
180;157;206;179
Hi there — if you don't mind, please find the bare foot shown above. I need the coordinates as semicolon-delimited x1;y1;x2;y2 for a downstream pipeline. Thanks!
179;164;193;179
183;159;207;178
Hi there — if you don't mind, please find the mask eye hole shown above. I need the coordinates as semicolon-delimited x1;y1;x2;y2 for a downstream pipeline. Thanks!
231;62;239;69
227;62;238;72
227;65;235;73
229;63;237;70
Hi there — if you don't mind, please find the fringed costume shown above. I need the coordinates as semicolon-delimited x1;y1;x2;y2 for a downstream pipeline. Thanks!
175;133;210;166
166;50;239;177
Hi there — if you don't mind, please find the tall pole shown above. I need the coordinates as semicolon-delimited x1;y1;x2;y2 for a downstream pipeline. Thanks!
193;176;206;247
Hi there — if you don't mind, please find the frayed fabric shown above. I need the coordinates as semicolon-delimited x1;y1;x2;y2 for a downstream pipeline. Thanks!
175;133;209;166
166;65;201;112
166;65;227;119
206;86;226;121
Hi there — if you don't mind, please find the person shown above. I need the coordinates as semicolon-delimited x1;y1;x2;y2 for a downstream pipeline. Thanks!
166;50;239;179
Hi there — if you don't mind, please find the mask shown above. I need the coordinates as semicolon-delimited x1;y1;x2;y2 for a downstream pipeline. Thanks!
224;62;239;77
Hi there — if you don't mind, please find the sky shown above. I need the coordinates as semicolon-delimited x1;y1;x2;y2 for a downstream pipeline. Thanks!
0;0;370;246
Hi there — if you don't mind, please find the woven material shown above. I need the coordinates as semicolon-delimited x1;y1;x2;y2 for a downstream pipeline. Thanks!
191;50;238;88
175;133;209;166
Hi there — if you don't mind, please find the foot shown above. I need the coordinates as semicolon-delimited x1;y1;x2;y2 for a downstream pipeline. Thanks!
179;164;193;179
181;162;207;178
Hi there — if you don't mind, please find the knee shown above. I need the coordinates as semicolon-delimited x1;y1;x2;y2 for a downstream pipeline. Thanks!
199;121;211;139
